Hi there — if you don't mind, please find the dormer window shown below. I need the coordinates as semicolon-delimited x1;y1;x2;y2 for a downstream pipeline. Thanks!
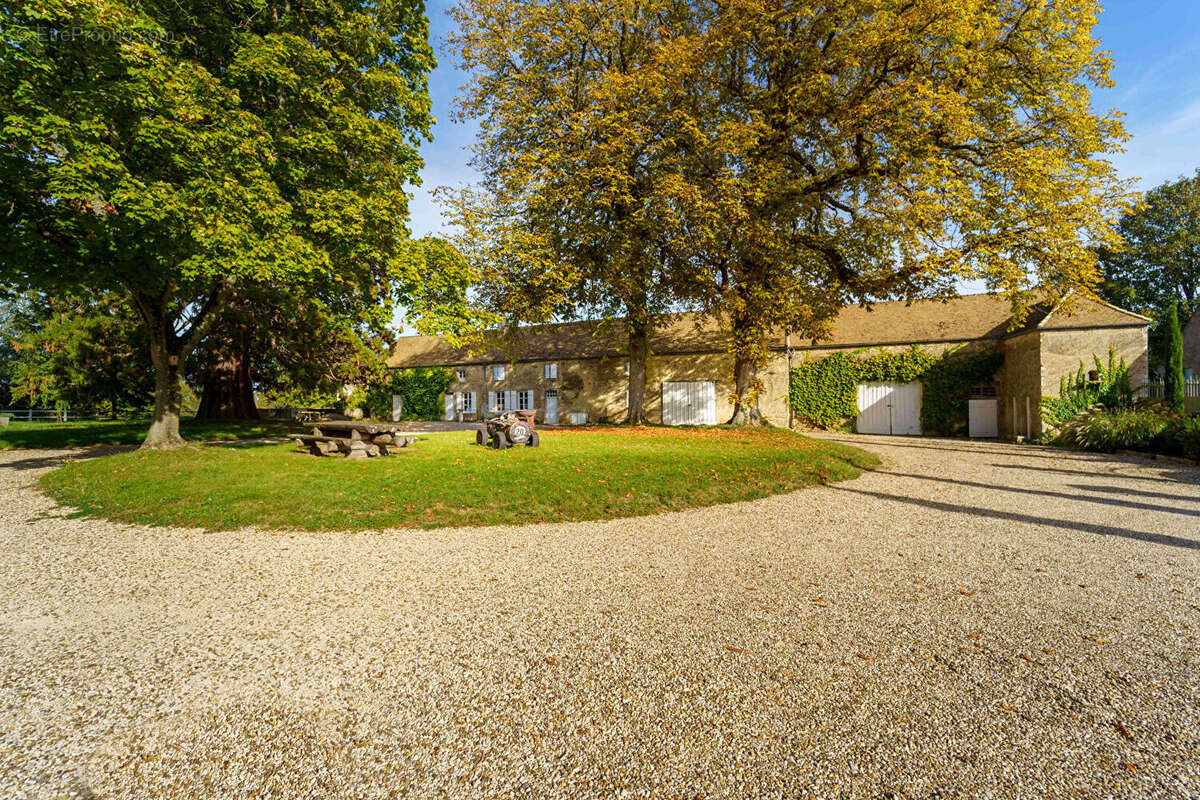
492;365;506;381
544;363;558;379
456;369;467;381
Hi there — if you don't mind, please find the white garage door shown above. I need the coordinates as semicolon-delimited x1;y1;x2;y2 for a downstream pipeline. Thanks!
662;381;717;426
856;382;922;436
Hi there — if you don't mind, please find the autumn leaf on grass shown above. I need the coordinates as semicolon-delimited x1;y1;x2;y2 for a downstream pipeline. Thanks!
725;646;745;654
958;588;976;597
1113;720;1134;741
999;703;1018;713
857;653;874;661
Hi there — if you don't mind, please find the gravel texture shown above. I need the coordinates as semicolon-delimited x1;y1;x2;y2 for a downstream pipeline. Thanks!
1;435;1197;799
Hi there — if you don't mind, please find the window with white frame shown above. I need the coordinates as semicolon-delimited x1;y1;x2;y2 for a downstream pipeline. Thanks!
456;368;466;381
490;390;506;411
462;392;475;413
518;390;532;410
492;364;506;381
544;363;558;379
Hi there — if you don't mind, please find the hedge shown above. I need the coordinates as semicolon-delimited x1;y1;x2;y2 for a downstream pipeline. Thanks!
789;345;1003;434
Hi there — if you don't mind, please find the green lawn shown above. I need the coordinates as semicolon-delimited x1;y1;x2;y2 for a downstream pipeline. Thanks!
0;419;304;450
39;427;879;531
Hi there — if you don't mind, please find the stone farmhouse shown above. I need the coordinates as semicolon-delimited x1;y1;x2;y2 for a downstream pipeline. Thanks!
388;293;1149;439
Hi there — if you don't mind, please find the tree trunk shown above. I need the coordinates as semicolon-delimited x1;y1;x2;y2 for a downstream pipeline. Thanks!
131;282;227;449
727;356;766;425
196;332;258;421
626;317;650;425
144;343;186;448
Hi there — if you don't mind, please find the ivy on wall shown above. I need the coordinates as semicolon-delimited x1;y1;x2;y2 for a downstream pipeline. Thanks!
789;346;1003;434
364;367;453;420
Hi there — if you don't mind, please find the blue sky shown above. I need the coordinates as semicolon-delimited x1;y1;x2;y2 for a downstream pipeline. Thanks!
406;0;1200;238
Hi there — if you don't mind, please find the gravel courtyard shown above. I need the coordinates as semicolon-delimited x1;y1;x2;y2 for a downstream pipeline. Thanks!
1;436;1197;799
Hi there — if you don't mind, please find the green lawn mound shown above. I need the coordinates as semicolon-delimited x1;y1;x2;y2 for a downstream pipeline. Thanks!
39;427;879;531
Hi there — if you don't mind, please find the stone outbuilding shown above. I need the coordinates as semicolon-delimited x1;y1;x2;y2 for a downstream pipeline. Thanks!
1184;305;1200;380
388;293;1149;440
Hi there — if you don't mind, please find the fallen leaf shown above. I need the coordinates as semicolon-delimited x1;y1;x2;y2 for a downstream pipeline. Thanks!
1042;647;1055;654
543;656;557;666
958;589;976;597
725;646;745;654
1018;652;1040;665
999;703;1018;712
1113;720;1134;741
857;653;874;661
1123;762;1137;774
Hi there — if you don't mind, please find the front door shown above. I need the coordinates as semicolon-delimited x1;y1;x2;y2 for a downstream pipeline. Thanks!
544;390;558;424
444;393;454;421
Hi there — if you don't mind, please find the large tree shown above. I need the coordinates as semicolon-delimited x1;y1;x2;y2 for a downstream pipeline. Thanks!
1;0;435;446
1099;169;1200;324
2;292;155;415
689;0;1133;422
445;0;708;424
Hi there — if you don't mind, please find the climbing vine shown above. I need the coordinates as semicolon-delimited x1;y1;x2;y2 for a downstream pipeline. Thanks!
789;346;1002;434
365;367;453;420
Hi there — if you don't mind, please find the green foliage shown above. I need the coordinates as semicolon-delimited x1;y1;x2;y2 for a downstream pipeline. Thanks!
1056;408;1171;453
1;0;437;443
1;293;154;414
1097;169;1200;327
1162;302;1185;414
364;368;453;421
788;346;1002;434
1040;347;1134;431
1153;417;1200;461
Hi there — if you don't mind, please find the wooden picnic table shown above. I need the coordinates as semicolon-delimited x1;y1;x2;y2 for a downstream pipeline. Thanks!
293;420;417;459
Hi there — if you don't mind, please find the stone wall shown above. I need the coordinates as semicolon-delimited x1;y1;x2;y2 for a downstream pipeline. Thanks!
1184;308;1200;379
999;331;1042;440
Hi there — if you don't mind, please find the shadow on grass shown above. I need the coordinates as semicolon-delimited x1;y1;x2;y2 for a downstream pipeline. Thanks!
0;445;135;472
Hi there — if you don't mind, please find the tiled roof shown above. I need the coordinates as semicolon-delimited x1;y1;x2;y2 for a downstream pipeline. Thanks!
388;293;1149;368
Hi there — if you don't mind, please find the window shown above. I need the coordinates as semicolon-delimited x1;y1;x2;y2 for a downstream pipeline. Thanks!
495;391;506;411
544;363;558;379
456;369;467;381
462;392;475;413
492;364;506;381
518;390;532;410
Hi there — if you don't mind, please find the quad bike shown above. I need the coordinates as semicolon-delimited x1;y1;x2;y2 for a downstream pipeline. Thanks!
476;410;540;449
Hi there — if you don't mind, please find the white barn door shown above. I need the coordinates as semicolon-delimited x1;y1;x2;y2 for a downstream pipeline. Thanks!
544;390;558;424
856;382;921;435
662;381;717;426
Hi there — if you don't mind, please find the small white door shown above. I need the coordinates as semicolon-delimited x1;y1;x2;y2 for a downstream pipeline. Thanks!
968;398;998;438
856;382;922;435
391;394;402;422
544;390;559;424
662;381;717;426
443;393;454;421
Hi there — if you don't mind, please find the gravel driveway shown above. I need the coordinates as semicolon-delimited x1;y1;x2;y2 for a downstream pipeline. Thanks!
1;436;1197;799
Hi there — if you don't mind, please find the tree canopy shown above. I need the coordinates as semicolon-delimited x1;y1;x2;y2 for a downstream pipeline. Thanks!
1;0;437;444
1099;169;1200;324
445;0;1134;423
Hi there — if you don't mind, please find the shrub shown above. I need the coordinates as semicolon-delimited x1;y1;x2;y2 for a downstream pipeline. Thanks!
1056;408;1170;453
1040;346;1134;433
1153;416;1200;461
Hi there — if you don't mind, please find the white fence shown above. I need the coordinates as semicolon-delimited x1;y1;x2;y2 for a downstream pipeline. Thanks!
0;408;107;422
1143;380;1200;399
